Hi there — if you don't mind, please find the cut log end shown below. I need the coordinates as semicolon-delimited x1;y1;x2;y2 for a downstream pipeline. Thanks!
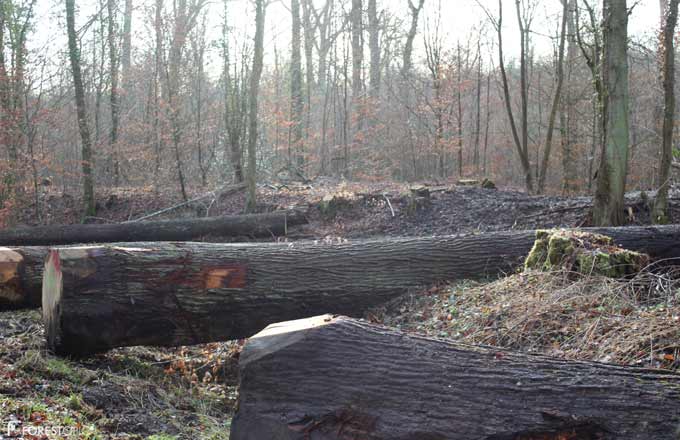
242;314;336;366
0;247;24;309
42;249;63;354
232;315;680;440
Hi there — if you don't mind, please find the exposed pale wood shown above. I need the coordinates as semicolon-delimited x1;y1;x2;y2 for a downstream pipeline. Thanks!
42;225;680;356
231;314;680;440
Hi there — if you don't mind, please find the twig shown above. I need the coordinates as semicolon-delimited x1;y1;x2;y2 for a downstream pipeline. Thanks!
383;194;395;218
126;183;245;223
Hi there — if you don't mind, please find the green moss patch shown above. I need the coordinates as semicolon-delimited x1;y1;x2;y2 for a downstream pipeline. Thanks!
524;229;649;278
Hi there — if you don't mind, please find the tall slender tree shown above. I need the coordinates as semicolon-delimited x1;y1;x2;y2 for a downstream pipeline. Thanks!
537;0;568;193
652;0;679;223
290;0;304;168
245;0;266;212
107;0;120;185
66;0;96;216
593;0;630;226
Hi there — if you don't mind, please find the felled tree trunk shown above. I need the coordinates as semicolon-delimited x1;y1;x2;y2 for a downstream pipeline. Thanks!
42;225;680;356
231;315;680;440
0;210;306;246
0;246;48;310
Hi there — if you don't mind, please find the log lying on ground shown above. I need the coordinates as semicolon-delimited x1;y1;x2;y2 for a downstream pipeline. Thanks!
43;225;680;356
0;210;306;246
231;314;680;440
0;246;48;310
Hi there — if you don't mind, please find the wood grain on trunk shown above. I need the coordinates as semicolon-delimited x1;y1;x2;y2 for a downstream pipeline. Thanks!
231;314;680;440
42;225;680;356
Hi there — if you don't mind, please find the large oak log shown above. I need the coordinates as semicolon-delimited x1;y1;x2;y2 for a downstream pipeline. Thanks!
43;225;680;356
231;314;680;440
0;210;305;246
0;246;48;310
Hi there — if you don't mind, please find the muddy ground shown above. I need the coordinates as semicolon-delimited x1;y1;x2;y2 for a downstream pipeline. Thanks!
1;180;679;439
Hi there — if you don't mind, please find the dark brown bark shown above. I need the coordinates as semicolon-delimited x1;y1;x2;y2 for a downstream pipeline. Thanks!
107;0;121;185
537;0;568;193
66;0;96;216
42;225;680;356
493;0;533;193
246;0;265;212
0;211;306;246
401;0;424;76
652;0;679;223
231;314;680;440
291;0;304;167
0;246;47;310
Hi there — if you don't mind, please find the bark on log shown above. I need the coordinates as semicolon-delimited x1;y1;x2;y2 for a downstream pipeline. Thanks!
42;225;680;356
0;210;306;246
0;246;48;310
231;314;680;440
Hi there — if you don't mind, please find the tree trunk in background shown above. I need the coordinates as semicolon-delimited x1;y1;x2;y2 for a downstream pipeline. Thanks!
121;0;132;84
290;0;304;168
496;0;533;193
537;0;567;194
593;0;629;226
66;0;96;217
246;0;265;212
350;0;363;159
473;42;482;176
562;0;578;194
42;225;680;356
301;0;314;148
456;42;463;178
231;315;680;440
516;0;532;193
652;0;679;224
107;0;121;186
367;0;380;103
401;0;424;76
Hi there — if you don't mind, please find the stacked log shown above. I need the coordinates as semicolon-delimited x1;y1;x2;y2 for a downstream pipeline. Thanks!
41;225;680;355
231;315;680;440
0;210;306;246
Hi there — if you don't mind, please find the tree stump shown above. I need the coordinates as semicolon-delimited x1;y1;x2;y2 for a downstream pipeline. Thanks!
525;229;650;277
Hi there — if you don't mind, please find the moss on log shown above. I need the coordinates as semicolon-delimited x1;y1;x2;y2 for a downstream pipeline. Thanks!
525;229;650;277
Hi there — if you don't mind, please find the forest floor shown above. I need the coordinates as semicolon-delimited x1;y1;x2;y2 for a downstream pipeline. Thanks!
1;179;679;439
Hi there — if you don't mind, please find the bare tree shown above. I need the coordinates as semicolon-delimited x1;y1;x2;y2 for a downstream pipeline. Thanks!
107;0;121;185
652;0;679;223
291;0;304;168
479;0;534;192
592;0;629;226
537;0;568;193
245;0;266;212
401;0;425;76
367;0;380;99
66;0;96;216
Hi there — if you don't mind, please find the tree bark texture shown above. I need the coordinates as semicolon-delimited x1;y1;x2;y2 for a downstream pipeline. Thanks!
230;314;680;440
0;246;47;310
66;0;96;216
652;0;679;224
593;0;630;226
0;211;306;246
42;225;680;356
